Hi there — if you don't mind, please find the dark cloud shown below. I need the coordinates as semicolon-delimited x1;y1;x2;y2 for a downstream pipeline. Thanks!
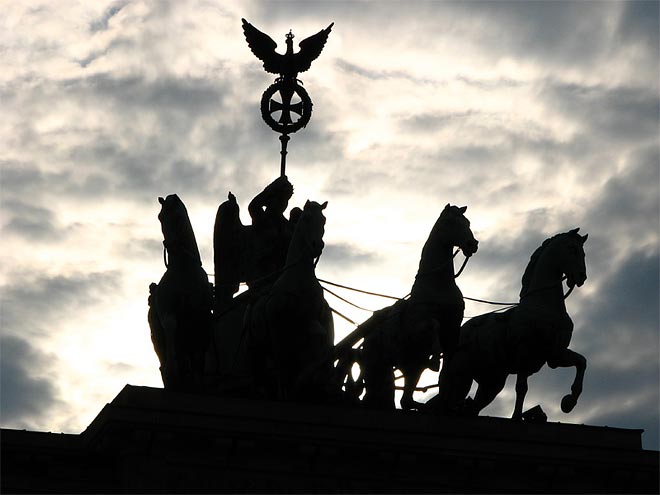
2;199;65;242
2;271;122;338
81;73;229;115
336;59;526;92
617;0;660;51
89;1;128;32
253;1;644;75
463;1;613;65
582;144;659;269
1;72;258;204
577;251;659;363
465;227;550;298
541;80;659;143
0;335;62;425
0;162;72;201
595;145;658;223
114;237;163;262
401;110;478;133
335;59;440;86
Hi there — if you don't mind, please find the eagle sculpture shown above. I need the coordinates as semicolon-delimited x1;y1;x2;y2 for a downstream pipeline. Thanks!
242;18;334;81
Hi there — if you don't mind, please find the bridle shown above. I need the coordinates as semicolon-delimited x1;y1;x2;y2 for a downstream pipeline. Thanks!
415;248;472;280
520;275;575;301
162;239;200;268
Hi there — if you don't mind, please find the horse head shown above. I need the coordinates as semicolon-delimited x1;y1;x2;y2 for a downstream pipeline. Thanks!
158;194;202;266
438;204;479;257
289;200;327;262
557;228;588;289
521;228;588;299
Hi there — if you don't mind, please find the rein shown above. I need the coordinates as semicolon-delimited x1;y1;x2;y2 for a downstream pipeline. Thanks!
162;243;201;269
454;254;470;278
416;248;471;280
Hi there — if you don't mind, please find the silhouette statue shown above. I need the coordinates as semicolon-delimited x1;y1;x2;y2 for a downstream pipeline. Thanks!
335;205;479;410
148;195;213;391
428;228;588;420
244;200;336;402
213;176;297;310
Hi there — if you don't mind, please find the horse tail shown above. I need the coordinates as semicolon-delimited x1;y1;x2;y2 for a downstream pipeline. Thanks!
148;283;164;356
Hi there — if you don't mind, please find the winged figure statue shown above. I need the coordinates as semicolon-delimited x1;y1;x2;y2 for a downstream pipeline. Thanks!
242;18;334;82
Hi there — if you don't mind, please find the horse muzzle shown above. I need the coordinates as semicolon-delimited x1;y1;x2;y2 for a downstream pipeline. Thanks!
461;239;479;258
567;271;587;288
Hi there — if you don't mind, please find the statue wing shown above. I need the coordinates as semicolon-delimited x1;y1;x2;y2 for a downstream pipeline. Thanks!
242;18;283;74
214;193;247;300
294;22;333;73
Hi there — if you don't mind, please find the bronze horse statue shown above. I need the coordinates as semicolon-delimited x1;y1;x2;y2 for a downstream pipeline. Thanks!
148;195;213;391
430;228;588;419
246;200;336;402
335;204;479;409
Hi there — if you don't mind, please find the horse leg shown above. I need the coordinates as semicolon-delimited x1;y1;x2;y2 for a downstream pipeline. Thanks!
159;313;180;390
547;348;587;413
512;373;529;420
471;372;507;417
292;320;335;401
362;354;395;410
400;366;424;411
434;350;474;414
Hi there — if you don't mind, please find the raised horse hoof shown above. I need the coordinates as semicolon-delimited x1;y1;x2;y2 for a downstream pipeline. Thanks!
561;394;577;413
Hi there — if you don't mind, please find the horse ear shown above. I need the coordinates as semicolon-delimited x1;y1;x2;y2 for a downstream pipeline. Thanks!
581;234;588;243
320;201;328;210
444;203;450;210
305;200;311;208
158;197;164;204
570;227;580;234
459;206;467;214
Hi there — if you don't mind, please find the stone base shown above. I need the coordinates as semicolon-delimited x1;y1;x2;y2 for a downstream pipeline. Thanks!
2;385;658;493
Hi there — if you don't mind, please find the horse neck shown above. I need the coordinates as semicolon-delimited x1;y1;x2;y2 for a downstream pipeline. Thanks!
412;237;456;291
167;245;201;270
272;250;319;297
279;226;319;285
166;229;202;270
520;245;567;312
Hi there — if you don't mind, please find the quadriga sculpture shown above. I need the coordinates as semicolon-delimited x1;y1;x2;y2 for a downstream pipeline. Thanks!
246;200;337;402
431;228;588;419
148;195;213;391
335;204;479;410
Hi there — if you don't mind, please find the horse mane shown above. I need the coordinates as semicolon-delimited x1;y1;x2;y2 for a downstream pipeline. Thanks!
520;231;569;298
287;201;326;263
164;195;202;266
179;210;202;266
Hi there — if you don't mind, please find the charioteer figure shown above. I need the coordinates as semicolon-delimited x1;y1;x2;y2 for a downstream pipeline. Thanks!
248;175;298;287
213;175;301;309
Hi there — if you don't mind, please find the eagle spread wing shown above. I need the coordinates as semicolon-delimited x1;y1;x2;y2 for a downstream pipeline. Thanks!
242;18;283;74
295;23;334;74
242;18;333;77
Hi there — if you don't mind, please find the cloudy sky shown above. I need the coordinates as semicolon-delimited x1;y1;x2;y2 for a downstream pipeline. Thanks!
1;1;658;449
